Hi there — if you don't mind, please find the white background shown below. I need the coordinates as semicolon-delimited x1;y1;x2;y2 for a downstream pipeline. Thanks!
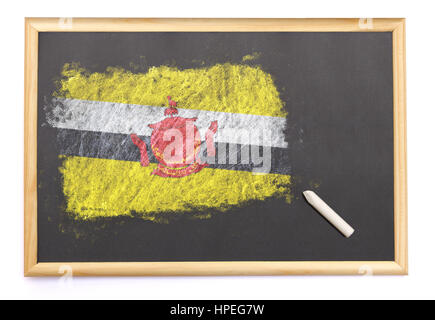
1;0;434;300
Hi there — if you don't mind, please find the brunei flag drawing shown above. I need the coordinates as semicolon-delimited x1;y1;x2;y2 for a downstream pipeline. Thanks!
44;62;291;222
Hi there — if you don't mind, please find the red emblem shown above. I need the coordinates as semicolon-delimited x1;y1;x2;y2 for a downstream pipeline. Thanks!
131;96;218;178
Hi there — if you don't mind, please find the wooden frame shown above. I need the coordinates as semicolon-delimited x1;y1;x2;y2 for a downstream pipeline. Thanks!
24;18;407;276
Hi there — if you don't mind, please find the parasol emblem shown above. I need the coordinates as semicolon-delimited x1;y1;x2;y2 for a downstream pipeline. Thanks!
131;96;218;178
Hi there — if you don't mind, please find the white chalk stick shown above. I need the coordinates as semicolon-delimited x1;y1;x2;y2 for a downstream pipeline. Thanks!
303;190;355;238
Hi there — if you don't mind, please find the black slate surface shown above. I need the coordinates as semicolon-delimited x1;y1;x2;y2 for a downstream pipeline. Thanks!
37;32;394;262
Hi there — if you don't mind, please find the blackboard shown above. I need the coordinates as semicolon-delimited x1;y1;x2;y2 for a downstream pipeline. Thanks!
25;18;407;276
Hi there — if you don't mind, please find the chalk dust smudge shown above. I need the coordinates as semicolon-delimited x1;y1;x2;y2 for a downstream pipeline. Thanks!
242;52;261;62
55;62;286;117
60;156;291;221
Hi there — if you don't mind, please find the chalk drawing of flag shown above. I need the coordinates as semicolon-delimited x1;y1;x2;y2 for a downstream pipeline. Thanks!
44;63;291;222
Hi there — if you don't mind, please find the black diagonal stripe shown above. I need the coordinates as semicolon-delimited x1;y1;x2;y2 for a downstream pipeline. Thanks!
55;128;291;175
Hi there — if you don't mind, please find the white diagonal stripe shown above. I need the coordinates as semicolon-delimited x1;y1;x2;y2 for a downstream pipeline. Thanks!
46;98;288;148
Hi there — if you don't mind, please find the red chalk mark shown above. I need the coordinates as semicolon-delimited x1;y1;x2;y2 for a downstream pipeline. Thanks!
165;96;179;117
130;134;150;167
151;162;208;178
130;96;218;177
167;96;177;107
164;107;178;117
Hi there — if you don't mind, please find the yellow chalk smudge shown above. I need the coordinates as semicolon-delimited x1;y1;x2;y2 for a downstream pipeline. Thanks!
242;52;261;62
55;62;286;117
60;156;291;221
